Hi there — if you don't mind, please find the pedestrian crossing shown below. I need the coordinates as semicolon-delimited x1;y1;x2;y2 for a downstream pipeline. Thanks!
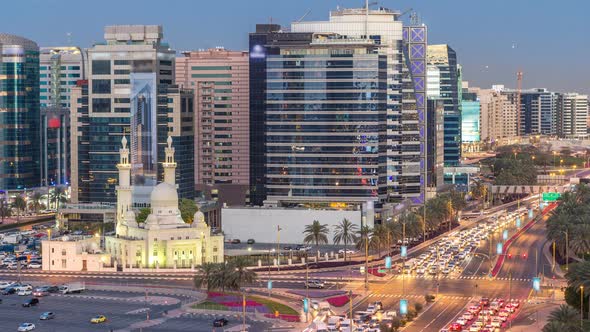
367;293;472;300
388;274;531;282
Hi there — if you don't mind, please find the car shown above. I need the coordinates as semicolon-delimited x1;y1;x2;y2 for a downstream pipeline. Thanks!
462;312;474;320
283;246;293;250
449;323;463;331
456;318;468;326
490;319;502;327
479;297;490;306
90;315;107;324
39;312;55;320
15;285;33;292
2;287;16;295
441;267;451;275
246;239;255;244
32;290;49;297
469;326;481;332
230;239;241;244
0;281;14;289
27;263;41;269
338;249;356;255
22;298;39;307
213;318;229;327
307;279;325;289
18;289;32;296
17;323;35;331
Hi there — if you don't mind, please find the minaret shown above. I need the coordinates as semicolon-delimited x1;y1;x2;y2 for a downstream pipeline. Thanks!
116;136;132;229
163;136;176;186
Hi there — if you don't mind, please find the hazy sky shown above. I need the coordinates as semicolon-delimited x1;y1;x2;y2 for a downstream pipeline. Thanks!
3;0;589;94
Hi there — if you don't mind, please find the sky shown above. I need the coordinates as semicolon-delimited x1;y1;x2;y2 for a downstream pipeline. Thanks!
2;0;589;94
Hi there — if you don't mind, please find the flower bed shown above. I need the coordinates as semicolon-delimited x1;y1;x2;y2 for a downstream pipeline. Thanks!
368;268;386;277
198;292;296;317
326;295;354;307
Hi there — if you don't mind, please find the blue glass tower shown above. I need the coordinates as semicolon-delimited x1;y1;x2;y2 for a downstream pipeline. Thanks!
0;34;40;190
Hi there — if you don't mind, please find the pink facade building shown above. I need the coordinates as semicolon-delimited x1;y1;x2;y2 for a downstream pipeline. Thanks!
176;48;249;205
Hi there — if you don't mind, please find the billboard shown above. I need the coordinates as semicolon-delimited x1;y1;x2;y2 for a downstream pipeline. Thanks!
385;256;392;269
401;246;407;258
400;299;408;315
496;242;503;255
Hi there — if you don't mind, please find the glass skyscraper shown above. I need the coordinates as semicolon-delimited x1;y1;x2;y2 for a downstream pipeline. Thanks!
0;34;40;190
427;45;461;167
250;6;428;208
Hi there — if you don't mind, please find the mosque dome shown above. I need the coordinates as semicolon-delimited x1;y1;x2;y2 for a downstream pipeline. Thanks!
150;182;178;211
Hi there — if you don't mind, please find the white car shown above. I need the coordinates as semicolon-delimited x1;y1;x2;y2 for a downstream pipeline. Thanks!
18;323;35;332
15;285;32;292
18;289;32;296
456;318;468;326
27;263;41;269
0;281;14;289
338;249;356;255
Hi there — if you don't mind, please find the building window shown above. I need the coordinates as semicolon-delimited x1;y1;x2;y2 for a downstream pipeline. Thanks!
213;247;218;253
61;250;66;256
92;60;111;75
61;259;67;268
92;79;111;94
114;60;130;65
213;256;218;263
51;260;54;266
92;98;111;113
51;248;54;253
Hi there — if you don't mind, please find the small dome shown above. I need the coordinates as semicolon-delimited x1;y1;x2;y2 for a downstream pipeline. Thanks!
150;182;178;210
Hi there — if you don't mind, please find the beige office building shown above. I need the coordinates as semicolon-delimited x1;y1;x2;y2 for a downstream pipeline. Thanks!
176;48;249;205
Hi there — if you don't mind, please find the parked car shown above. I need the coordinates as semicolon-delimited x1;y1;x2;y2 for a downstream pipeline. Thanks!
22;298;39;307
39;312;55;320
213;318;229;327
246;239;255;244
27;263;41;269
2;287;16;295
230;239;241;244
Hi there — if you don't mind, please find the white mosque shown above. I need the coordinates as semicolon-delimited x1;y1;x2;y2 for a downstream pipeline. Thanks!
42;137;224;272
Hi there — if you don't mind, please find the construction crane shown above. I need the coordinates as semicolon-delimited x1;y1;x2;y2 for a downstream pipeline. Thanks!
296;9;311;23
516;71;523;136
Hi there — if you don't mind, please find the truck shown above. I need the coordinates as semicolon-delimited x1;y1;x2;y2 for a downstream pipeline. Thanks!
59;282;85;294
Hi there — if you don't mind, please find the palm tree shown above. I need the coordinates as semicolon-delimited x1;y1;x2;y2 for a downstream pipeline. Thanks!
545;304;581;331
333;218;358;262
231;256;257;287
371;224;387;257
50;185;68;210
471;180;488;209
303;220;329;260
565;261;590;292
569;224;590;258
193;262;219;291
355;225;373;251
0;198;11;223
12;195;26;221
29;191;43;214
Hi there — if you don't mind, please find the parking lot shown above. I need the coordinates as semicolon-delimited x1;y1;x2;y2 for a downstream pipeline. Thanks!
0;288;272;331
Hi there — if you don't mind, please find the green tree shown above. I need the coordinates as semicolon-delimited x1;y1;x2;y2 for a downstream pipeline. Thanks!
370;224;387;257
28;191;43;213
193;262;219;291
542;304;582;331
12;195;26;221
471;180;488;208
135;208;151;223
355;225;373;251
179;198;198;224
332;218;358;262
0;198;11;223
231;256;257;287
303;220;329;260
50;186;68;209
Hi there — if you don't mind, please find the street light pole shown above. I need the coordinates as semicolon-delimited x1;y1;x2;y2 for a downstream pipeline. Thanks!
276;226;281;272
581;286;585;330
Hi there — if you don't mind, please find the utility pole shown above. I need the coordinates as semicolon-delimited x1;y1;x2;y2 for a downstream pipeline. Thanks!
276;225;281;271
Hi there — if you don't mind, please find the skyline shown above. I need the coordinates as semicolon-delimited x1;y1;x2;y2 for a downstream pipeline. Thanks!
2;0;589;94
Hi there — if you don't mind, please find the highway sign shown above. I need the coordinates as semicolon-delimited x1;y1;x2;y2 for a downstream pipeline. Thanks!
542;192;561;201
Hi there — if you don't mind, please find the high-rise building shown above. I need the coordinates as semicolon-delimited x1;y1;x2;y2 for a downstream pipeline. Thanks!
427;45;461;166
250;7;428;208
518;88;559;136
39;47;86;187
176;48;249;205
70;25;194;204
0;34;40;190
426;99;444;197
557;93;588;139
461;83;480;152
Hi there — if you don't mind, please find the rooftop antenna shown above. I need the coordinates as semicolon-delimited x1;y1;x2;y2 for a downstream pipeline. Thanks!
410;11;420;25
297;9;312;22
